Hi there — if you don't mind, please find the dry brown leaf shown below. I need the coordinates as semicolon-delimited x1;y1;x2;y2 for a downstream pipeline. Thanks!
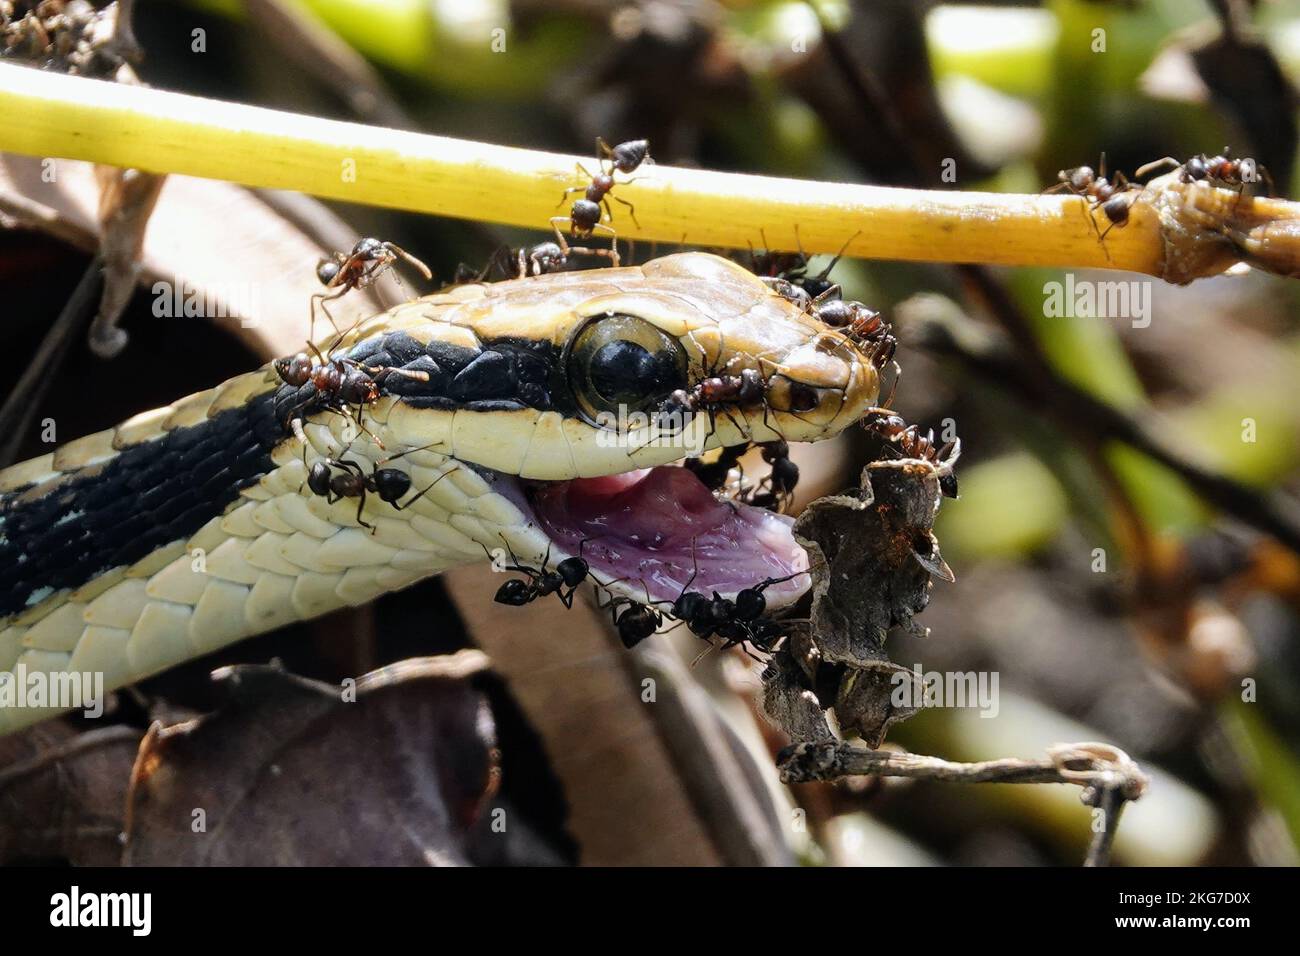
0;721;141;865
122;654;498;866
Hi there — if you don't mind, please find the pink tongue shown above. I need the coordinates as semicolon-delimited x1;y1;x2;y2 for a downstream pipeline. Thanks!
529;466;807;602
549;467;736;547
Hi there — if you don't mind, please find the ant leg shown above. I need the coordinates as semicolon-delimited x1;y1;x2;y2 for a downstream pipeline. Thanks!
354;489;376;533
611;193;639;228
312;288;348;340
393;466;458;510
560;222;622;267
1260;166;1276;197
378;440;446;466
550;219;576;254
557;183;588;207
338;405;386;451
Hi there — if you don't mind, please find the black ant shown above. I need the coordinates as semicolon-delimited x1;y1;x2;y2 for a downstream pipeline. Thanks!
303;443;453;532
683;443;750;495
751;229;858;308
1045;154;1139;245
745;440;800;513
551;138;652;268
861;409;961;498
605;595;664;650
652;541;808;651
450;241;570;287
590;576;666;649
312;238;432;341
1136;149;1275;198
487;539;593;610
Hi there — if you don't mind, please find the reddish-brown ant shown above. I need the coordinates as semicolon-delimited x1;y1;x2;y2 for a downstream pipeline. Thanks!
861;409;961;499
657;368;766;440
807;293;897;370
551;138;652;268
273;341;429;446
311;237;432;342
1045;154;1139;247
1136;149;1275;198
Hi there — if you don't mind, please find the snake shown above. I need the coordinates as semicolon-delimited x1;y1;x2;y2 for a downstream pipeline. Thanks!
0;252;880;736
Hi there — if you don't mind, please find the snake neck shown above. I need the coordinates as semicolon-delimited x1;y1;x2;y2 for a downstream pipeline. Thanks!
0;368;552;737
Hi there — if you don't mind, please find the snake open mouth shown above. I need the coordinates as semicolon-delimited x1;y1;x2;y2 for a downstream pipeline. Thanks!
520;463;810;609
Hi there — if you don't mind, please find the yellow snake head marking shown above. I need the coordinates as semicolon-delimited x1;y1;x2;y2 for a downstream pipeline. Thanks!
329;252;882;611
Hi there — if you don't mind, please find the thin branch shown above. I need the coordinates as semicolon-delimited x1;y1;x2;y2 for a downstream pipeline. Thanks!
1085;785;1128;868
0;724;141;791
3;64;1299;279
779;739;1148;866
0;256;102;468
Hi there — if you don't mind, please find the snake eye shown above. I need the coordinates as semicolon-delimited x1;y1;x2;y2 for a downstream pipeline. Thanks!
567;314;688;423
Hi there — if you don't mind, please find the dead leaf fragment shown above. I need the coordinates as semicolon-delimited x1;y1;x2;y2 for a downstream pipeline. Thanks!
122;654;498;866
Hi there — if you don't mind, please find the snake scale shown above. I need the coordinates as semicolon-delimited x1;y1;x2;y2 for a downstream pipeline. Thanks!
0;253;880;735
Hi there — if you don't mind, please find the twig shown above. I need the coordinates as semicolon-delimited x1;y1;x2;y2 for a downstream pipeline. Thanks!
1085;784;1128;868
0;257;102;468
4;64;1300;280
778;739;1147;866
0;724;141;791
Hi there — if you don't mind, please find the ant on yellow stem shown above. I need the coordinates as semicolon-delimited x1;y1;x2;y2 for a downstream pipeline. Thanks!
550;138;652;268
1044;154;1140;253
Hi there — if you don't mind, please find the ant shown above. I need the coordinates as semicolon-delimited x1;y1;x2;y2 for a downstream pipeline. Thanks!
751;229;858;308
657;368;766;443
303;443;453;532
273;341;429;446
605;596;664;650
683;443;750;495
861;409;961;499
1045;154;1139;246
1136;149;1275;198
652;541;808;652
551;138;652;269
450;241;570;287
487;539;593;610
312;237;432;342
806;293;897;370
745;440;800;513
589;577;666;649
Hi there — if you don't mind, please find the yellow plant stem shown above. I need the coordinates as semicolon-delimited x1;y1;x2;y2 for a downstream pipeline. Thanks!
0;63;1241;278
